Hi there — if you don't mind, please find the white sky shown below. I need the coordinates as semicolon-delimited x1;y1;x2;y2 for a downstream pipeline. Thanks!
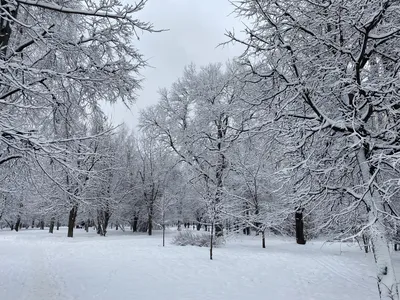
102;0;245;129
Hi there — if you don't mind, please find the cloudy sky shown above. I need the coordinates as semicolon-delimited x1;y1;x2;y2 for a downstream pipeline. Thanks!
103;0;245;129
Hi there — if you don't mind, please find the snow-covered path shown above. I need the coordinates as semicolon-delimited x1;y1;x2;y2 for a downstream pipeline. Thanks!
0;228;391;300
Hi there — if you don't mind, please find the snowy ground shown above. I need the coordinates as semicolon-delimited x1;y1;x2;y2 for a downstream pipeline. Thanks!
0;228;396;300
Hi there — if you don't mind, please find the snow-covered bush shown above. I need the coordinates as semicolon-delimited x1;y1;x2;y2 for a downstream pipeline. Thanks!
172;231;224;247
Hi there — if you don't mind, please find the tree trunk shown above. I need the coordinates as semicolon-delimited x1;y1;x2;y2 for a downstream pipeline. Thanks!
84;219;89;232
14;216;21;232
132;216;138;232
96;215;102;235
102;211;110;236
262;230;266;249
243;227;250;236
97;209;110;236
162;224;165;247
357;147;399;300
362;233;370;254
67;204;78;238
148;206;153;236
210;223;214;260
177;220;181;231
49;217;55;234
295;208;306;245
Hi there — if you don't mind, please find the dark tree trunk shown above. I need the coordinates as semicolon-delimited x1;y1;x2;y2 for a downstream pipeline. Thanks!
132;216;138;232
96;218;102;235
67;205;78;238
56;220;60;230
362;233;369;253
295;208;306;245
102;211;110;236
97;209;110;236
210;223;214;260
243;227;251;235
14;216;21;232
148;204;153;236
162;224;165;247
197;223;201;231
148;213;153;236
262;230;266;249
84;219;89;232
40;220;45;230
49;218;55;234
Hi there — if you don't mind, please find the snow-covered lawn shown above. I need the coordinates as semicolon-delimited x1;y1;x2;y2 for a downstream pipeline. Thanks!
0;228;394;300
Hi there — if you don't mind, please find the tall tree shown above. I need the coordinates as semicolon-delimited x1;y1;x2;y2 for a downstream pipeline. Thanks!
228;0;400;298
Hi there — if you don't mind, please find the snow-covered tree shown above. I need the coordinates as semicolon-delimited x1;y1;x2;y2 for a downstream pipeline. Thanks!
228;0;400;298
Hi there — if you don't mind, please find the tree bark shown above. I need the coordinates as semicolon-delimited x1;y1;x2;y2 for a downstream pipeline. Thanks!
262;230;266;249
210;222;214;260
295;208;306;245
148;213;153;236
14;216;21;232
243;227;250;236
362;233;370;253
132;216;138;232
148;205;153;236
102;210;110;236
357;146;399;300
84;219;89;232
40;220;45;230
49;217;55;234
162;224;165;247
67;204;78;238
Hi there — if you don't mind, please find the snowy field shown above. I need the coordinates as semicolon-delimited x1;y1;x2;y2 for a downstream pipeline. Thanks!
0;228;397;300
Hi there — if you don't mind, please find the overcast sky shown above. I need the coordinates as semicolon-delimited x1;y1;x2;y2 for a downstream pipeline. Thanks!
102;0;245;129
